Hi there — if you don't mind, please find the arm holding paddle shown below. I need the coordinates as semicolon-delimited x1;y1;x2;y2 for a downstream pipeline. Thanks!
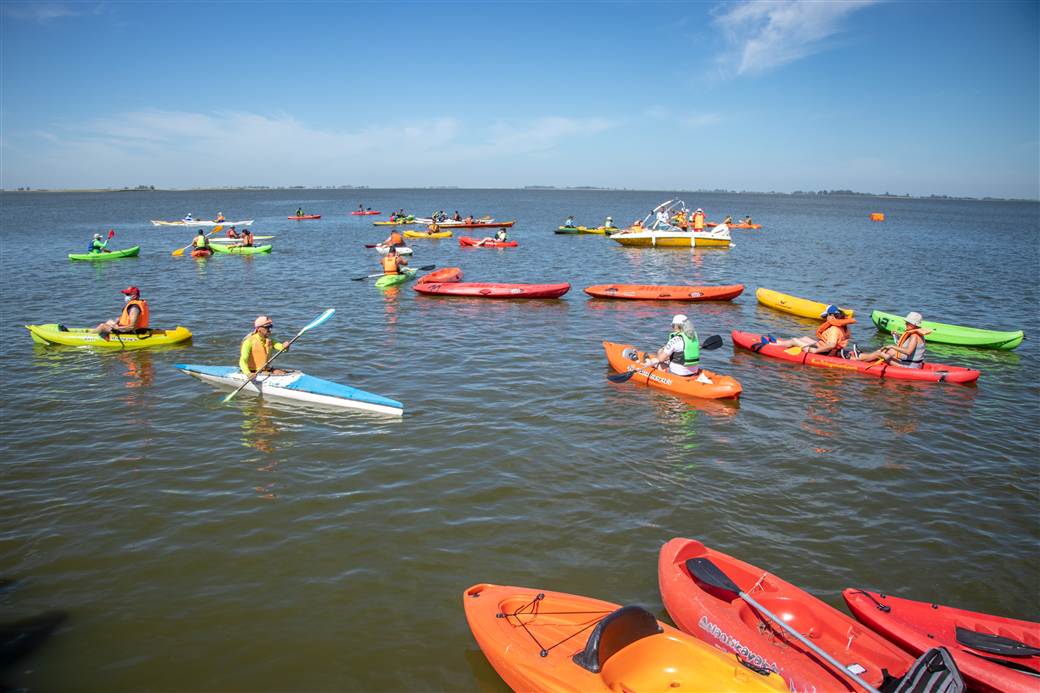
173;225;223;256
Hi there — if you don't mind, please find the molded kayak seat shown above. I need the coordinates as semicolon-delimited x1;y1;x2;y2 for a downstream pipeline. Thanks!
572;606;662;673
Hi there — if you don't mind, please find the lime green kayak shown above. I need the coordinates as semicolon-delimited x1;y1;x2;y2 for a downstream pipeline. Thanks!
871;310;1024;350
210;243;272;255
26;323;192;349
375;268;417;289
68;246;140;261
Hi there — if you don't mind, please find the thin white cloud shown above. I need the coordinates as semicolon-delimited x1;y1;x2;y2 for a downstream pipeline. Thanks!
713;0;879;76
2;1;103;22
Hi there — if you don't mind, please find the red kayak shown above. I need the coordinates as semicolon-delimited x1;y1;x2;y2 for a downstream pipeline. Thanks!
288;214;321;220
585;284;744;301
190;248;212;258
417;267;462;284
351;210;380;215
458;236;518;248
732;330;981;384
844;589;1040;693
414;282;570;299
659;538;917;692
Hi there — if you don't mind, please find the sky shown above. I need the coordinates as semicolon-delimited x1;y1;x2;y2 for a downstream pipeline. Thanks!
1;1;1037;199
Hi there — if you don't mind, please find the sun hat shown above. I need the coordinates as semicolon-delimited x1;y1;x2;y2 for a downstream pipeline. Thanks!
904;311;923;326
254;315;273;329
672;314;688;324
121;286;140;297
819;304;842;318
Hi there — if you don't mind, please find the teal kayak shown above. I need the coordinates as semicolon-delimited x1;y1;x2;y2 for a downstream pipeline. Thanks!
210;243;272;255
375;268;417;289
68;246;140;261
871;310;1024;350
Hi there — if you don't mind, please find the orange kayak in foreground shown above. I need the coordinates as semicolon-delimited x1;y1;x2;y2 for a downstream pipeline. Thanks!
585;283;744;301
464;583;787;692
603;341;741;399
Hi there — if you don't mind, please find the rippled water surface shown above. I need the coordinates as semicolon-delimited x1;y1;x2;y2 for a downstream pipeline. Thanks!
1;189;1038;691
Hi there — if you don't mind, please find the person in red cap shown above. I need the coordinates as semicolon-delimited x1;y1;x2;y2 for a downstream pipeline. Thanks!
239;316;289;376
93;286;150;339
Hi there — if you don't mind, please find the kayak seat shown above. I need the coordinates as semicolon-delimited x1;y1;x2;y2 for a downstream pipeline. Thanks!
57;324;69;332
572;606;662;673
889;647;965;693
954;626;1040;657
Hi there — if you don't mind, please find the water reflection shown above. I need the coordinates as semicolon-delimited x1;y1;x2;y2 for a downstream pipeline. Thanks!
240;398;282;455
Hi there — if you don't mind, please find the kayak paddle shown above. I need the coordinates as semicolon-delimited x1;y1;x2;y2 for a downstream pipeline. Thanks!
607;335;724;383
685;557;882;693
221;308;336;404
351;264;435;281
173;225;223;256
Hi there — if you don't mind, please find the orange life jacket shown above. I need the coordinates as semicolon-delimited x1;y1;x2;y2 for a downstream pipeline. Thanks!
241;232;254;247
382;255;402;274
117;299;150;328
896;325;924;349
815;316;856;348
389;231;403;245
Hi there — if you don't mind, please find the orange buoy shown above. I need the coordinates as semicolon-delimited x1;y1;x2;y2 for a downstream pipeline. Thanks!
870;212;885;222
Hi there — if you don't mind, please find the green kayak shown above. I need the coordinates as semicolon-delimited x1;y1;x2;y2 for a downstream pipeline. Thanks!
871;310;1024;350
68;246;140;261
555;226;584;235
375;268;417;289
210;243;272;255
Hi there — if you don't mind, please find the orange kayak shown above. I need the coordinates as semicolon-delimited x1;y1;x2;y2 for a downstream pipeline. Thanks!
417;267;462;284
464;583;787;692
603;341;741;399
707;220;762;229
585;283;744;301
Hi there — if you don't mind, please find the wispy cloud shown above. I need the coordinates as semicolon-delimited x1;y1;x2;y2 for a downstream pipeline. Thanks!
2;1;103;22
643;106;722;129
712;0;879;76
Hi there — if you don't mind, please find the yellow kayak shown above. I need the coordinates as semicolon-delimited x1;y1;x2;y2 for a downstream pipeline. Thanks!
755;288;855;319
581;226;619;235
403;229;453;239
26;324;193;349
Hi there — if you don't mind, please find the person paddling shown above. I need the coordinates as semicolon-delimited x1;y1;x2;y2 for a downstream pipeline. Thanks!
564;215;575;228
856;311;931;368
603;216;615;230
742;215;753;225
380;229;406;249
88;233;111;254
192;229;211;255
641;314;712;383
182;212;194;222
240;316;290;377
763;305;857;357
226;226;240;239
238;228;255;247
215;211;225;222
93;286;149;340
380;245;408;275
295;207;304;218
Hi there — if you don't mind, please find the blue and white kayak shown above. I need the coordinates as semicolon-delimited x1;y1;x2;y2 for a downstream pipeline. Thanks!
174;364;403;416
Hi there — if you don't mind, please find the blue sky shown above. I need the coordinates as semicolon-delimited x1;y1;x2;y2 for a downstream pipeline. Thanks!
1;1;1037;198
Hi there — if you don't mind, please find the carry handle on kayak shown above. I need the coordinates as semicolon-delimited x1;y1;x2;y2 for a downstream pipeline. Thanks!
606;335;723;383
685;558;883;693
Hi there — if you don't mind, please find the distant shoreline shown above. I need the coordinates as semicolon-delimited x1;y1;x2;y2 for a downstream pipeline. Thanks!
0;186;1035;203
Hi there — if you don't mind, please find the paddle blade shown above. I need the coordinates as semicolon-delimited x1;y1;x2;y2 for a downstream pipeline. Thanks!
107;229;115;238
685;558;741;598
955;628;1040;657
701;335;724;350
172;248;185;257
607;370;639;383
299;308;335;334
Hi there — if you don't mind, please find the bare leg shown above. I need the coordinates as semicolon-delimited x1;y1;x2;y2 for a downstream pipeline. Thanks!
772;336;815;348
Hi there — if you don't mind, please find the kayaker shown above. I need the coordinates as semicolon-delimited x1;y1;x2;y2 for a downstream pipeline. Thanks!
358;204;365;212
236;229;255;248
295;207;304;217
192;229;211;251
855;311;931;368
182;213;194;222
603;216;615;229
475;229;508;246
215;211;225;222
380;229;406;248
692;208;706;231
564;216;574;227
428;222;440;234
742;215;753;224
381;245;408;275
465;214;474;224
642;315;711;382
94;286;149;339
765;305;857;356
453;210;461;221
723;215;733;224
226;226;240;239
240;316;289;377
88;233;110;254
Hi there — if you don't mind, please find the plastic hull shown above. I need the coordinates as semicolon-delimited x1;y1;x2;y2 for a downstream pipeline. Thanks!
586;284;744;301
871;310;1024;350
603;341;741;399
414;282;570;299
755;288;855;319
68;246;140;261
210;244;272;255
26;324;192;349
458;236;518;247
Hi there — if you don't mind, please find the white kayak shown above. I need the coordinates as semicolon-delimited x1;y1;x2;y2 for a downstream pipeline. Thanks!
174;365;403;416
413;217;493;227
151;219;255;227
375;245;413;255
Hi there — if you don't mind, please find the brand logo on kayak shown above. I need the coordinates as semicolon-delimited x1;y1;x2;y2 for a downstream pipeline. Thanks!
698;615;779;675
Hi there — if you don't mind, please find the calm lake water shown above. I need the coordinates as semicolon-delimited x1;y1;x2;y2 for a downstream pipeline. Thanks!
1;189;1037;691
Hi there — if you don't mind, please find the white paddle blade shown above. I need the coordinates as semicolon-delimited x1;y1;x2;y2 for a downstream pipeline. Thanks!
300;308;335;334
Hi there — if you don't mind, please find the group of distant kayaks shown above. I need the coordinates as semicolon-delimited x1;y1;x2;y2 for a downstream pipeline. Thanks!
466;537;1039;693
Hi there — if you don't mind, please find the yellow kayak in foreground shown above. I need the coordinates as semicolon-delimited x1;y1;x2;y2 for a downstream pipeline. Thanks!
403;229;453;239
755;288;855;319
26;324;193;349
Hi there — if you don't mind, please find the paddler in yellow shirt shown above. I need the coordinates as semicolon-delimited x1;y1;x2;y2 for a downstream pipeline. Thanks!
240;316;290;376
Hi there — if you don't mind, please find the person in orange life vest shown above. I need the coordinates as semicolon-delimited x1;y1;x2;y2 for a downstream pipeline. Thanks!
692;208;705;231
93;286;150;339
764;305;857;357
234;228;255;248
240;316;289;376
380;229;406;248
464;214;474;224
226;226;240;239
381;245;408;274
855;311;931;368
215;211;225;222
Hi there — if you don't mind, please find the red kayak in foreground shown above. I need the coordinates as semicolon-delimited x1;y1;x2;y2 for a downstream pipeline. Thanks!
585;284;744;301
731;330;981;384
458;236;518;248
289;214;321;220
659;538;918;692
414;282;570;299
844;589;1040;693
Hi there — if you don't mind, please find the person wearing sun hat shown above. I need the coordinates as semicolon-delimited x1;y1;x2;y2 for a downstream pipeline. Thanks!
93;286;150;339
764;304;857;357
239;316;290;376
692;208;706;231
642;314;711;382
856;311;931;368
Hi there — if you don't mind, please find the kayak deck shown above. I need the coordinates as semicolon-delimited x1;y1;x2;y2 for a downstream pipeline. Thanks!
414;282;569;299
174;365;403;416
26;324;192;349
585;283;744;301
68;246;141;261
756;287;855;319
